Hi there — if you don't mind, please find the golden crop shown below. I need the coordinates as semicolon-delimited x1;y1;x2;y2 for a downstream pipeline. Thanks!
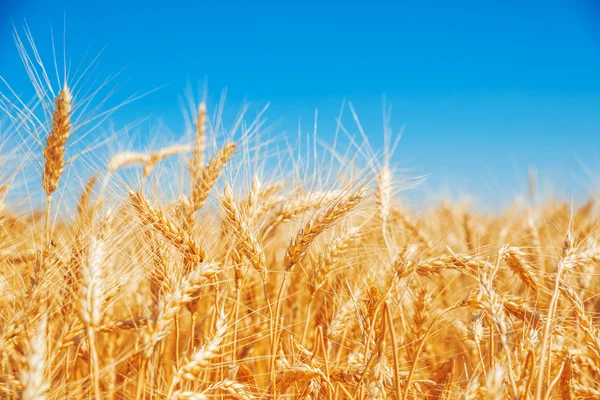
1;36;599;400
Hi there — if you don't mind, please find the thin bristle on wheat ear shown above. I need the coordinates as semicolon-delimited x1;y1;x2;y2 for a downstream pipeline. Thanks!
42;86;72;196
284;188;366;271
129;191;207;263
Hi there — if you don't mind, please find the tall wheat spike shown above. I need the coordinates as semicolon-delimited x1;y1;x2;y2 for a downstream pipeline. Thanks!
42;86;72;196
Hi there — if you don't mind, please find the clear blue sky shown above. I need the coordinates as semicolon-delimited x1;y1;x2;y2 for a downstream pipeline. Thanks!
1;0;599;208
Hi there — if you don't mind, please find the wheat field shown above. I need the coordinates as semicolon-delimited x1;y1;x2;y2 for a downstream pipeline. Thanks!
1;38;599;400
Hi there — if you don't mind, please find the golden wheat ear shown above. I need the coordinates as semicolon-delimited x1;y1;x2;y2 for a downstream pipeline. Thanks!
189;103;207;184
42;86;73;197
20;314;49;400
190;142;237;213
129;190;207;263
284;188;366;272
220;184;266;278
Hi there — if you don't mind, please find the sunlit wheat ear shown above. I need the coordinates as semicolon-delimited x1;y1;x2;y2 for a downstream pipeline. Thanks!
244;178;283;221
309;226;361;295
279;191;345;221
190;142;237;213
182;314;228;372
107;151;151;172
408;287;432;359
145;262;219;357
276;362;326;395
167;313;229;397
42;86;72;197
142;144;192;178
574;384;600;398
376;165;392;223
262;190;344;238
224;178;282;244
284;188;366;272
393;252;490;281
171;391;208;400
76;235;105;400
74;175;98;227
20;314;49;400
104;145;190;188
77;236;105;328
502;297;544;328
220;184;266;278
129;191;207;263
205;380;256;399
559;279;600;360
498;245;539;291
328;289;362;339
556;348;574;399
189;103;207;188
0;184;7;217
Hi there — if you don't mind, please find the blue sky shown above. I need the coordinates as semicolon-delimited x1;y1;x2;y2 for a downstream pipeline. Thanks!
1;0;599;208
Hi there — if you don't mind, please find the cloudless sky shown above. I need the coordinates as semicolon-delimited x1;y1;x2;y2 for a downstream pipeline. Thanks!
1;0;599;208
